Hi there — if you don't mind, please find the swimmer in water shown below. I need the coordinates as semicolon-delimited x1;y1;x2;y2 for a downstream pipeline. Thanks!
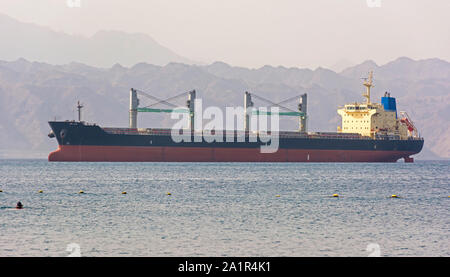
16;201;23;209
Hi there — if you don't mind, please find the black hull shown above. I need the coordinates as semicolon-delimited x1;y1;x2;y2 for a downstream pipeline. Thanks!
48;121;424;162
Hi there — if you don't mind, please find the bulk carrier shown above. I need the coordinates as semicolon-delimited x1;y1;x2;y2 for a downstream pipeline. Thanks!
48;72;423;162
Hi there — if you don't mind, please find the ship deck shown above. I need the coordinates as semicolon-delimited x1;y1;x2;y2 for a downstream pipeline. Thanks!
101;127;423;142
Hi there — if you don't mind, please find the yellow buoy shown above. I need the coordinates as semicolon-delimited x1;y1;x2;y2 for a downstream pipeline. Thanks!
332;194;339;197
391;194;399;198
276;195;281;197
122;191;127;194
38;190;43;193
79;190;84;194
167;192;172;196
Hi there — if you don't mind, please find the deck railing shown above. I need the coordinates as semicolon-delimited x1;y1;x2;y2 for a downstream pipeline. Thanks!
102;127;425;141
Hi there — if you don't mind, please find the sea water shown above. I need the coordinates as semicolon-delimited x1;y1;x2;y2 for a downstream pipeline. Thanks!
0;159;448;256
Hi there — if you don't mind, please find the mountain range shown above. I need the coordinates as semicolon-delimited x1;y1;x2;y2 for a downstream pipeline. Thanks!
0;57;448;160
0;13;194;67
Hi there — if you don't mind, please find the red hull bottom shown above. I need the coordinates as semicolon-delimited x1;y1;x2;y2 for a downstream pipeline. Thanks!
48;145;415;162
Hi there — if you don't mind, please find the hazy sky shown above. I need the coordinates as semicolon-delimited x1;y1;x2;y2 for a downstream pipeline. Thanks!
0;0;449;69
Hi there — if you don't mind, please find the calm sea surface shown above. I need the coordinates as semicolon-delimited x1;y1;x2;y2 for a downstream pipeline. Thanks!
0;159;448;257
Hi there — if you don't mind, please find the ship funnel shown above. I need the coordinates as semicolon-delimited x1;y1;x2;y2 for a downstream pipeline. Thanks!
129;88;139;128
298;93;307;132
381;91;397;119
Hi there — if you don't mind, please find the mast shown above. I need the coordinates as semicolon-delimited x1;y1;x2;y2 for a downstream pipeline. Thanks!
244;91;253;132
187;90;196;132
77;101;83;122
129;88;138;128
363;71;373;104
298;93;307;132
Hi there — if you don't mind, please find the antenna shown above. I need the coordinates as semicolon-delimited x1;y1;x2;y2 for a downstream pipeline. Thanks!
77;101;83;122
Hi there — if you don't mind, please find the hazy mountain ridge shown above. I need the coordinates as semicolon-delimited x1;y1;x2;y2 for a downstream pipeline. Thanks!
0;13;194;67
0;57;448;159
341;57;450;81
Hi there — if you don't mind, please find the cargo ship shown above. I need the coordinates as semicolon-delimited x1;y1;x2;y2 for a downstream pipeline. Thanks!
48;72;423;162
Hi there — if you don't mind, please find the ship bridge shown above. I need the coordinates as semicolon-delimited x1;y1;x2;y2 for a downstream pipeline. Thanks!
337;72;416;140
